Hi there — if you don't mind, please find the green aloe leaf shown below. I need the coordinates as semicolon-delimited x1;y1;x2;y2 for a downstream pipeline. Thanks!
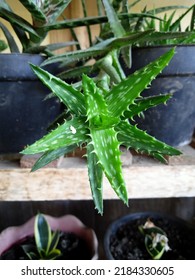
0;7;40;39
125;94;172;119
19;0;72;25
30;64;86;116
82;74;128;205
170;4;195;31
41;31;153;66
21;117;89;154
0;22;18;52
190;4;195;30
102;0;132;68
19;0;47;24
83;74;119;129
31;144;77;172
90;128;128;205
116;121;181;162
26;41;78;54
102;0;125;37
105;48;175;118
81;0;93;46
87;144;103;215
45;0;72;23
58;65;94;80
42;12;160;32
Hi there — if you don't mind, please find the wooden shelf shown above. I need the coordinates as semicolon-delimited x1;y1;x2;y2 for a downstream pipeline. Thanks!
0;144;195;201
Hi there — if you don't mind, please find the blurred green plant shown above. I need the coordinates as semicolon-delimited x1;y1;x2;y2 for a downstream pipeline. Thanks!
22;214;61;260
139;219;171;260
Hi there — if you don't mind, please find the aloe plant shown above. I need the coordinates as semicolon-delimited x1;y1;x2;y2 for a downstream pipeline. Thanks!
21;47;181;214
15;0;181;214
22;214;61;260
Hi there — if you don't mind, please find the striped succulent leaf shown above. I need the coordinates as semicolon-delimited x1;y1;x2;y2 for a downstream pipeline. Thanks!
19;0;72;25
31;144;77;171
34;214;61;259
102;0;125;38
22;117;89;154
116;121;181;162
83;74;128;205
41;31;153;66
83;74;119;129
90;128;128;205
105;48;175;118
124;94;172;120
102;0;132;68
58;65;94;80
87;144;103;215
41;0;72;23
30;64;86;116
0;7;40;39
0;22;19;52
19;0;47;24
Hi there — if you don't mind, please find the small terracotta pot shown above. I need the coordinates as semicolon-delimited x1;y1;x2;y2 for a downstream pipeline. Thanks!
0;214;98;260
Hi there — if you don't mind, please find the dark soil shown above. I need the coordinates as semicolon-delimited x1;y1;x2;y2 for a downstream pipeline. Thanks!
109;216;195;260
0;232;91;260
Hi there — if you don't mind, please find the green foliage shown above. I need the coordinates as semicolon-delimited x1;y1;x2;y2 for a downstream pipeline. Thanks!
21;48;181;214
0;0;193;60
22;214;61;260
0;39;7;52
138;4;195;45
139;219;171;260
0;0;110;53
0;0;72;52
97;0;193;72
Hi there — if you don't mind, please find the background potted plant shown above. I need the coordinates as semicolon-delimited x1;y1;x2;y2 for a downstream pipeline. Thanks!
0;213;98;259
104;211;195;260
110;1;195;147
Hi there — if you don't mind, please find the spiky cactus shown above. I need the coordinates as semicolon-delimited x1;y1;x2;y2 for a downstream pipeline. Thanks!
21;48;181;214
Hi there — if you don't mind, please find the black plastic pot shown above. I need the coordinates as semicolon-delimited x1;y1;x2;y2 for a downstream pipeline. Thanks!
0;53;63;154
104;211;195;260
124;45;195;147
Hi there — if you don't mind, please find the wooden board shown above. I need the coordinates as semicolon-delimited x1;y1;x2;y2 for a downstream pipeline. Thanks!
0;145;195;201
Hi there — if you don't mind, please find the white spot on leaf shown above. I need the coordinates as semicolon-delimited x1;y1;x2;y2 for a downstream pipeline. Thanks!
70;125;77;134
